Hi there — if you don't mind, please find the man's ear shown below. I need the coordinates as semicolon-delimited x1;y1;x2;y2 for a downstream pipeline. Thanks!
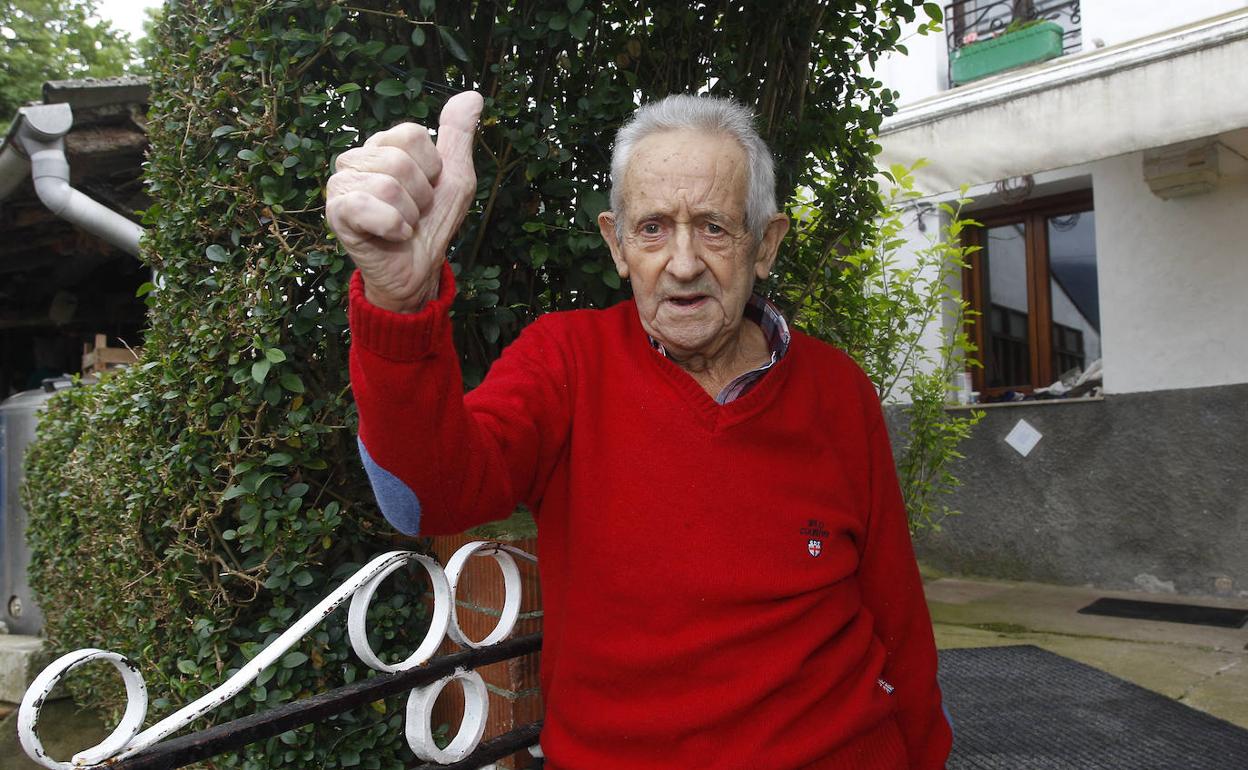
754;213;791;280
598;211;629;279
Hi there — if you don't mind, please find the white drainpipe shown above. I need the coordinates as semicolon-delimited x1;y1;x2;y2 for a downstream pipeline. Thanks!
0;135;30;201
6;103;144;256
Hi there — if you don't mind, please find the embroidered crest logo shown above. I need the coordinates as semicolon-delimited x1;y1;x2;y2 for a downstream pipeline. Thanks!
800;519;829;559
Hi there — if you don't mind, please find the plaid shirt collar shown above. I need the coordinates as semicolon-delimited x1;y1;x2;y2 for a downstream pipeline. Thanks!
648;293;791;404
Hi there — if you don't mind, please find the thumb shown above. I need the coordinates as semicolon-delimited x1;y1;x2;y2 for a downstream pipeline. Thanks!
435;90;483;172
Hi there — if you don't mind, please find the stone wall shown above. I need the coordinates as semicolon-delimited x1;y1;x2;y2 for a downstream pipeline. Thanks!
892;383;1248;596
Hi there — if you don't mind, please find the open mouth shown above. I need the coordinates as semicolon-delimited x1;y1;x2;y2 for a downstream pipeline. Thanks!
668;295;708;308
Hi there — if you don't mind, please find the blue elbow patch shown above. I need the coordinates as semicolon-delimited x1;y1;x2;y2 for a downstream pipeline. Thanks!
358;437;422;535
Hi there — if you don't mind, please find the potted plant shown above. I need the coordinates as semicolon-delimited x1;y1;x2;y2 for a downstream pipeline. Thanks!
950;19;1065;85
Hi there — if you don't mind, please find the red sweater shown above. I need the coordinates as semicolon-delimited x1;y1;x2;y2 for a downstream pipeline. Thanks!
349;265;952;770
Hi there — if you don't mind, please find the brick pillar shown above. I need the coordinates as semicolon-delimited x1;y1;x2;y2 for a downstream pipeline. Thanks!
429;533;542;769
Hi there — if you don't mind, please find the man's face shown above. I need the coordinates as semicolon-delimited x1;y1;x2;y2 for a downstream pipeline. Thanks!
598;129;786;360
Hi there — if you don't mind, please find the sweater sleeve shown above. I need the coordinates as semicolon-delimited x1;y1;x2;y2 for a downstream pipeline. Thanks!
856;392;953;770
348;264;572;536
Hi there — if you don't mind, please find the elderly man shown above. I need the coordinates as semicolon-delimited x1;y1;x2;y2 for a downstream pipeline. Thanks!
327;90;952;770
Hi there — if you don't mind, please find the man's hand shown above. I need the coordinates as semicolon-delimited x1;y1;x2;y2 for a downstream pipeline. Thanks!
326;91;483;312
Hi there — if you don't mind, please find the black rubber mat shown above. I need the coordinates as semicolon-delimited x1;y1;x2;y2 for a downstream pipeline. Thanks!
939;645;1248;769
1077;597;1248;629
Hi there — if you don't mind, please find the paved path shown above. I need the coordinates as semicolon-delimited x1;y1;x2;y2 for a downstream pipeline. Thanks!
927;577;1248;729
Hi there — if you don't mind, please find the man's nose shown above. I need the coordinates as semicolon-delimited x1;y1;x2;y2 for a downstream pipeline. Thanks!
665;224;705;281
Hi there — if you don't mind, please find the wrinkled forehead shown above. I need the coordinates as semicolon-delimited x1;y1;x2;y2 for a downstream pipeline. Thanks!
618;129;750;218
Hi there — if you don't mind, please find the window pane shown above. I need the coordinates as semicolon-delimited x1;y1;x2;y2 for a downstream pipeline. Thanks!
1047;210;1099;376
984;223;1030;389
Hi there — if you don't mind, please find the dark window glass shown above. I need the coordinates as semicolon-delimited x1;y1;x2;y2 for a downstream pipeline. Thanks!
1047;210;1100;376
984;223;1031;389
965;194;1098;396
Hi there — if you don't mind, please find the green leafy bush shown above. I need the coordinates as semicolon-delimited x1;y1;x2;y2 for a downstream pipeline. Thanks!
23;1;958;767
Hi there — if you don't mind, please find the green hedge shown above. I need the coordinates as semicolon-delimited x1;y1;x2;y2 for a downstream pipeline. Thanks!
23;1;940;767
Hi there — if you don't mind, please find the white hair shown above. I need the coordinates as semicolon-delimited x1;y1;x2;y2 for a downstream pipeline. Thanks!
608;94;778;241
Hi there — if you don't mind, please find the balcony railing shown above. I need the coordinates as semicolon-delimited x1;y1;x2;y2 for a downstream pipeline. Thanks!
945;0;1082;85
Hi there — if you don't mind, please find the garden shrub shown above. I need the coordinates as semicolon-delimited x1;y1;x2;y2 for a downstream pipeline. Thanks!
23;1;960;767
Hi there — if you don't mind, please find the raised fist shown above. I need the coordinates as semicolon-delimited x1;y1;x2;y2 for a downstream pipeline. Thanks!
326;90;483;312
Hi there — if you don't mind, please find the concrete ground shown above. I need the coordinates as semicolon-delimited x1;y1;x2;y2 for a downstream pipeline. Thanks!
926;576;1248;729
1;577;1244;768
0;699;109;770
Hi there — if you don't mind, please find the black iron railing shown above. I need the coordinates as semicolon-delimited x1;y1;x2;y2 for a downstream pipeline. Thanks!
18;545;544;770
111;634;544;770
944;0;1082;84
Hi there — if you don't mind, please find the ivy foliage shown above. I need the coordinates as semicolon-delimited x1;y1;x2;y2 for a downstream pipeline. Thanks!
23;1;953;768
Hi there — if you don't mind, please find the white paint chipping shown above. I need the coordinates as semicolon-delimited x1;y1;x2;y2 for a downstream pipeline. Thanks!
1134;573;1179;594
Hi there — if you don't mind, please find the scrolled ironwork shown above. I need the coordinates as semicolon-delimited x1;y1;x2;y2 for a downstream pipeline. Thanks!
18;541;537;770
944;0;1082;54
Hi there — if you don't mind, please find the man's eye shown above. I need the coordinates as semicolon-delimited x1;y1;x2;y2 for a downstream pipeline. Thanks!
705;222;724;235
641;223;662;235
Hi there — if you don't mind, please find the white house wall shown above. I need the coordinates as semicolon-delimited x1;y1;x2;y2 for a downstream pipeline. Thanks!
873;4;1248;396
1080;0;1248;49
874;0;1248;109
873;16;947;105
878;18;1248;195
877;209;960;405
889;148;1248;396
1094;151;1248;393
875;3;1248;594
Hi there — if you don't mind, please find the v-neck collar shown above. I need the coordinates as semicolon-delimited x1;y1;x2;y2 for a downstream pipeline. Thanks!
626;300;795;432
645;293;792;404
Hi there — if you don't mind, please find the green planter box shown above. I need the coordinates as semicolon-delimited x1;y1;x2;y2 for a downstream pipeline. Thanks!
950;21;1065;85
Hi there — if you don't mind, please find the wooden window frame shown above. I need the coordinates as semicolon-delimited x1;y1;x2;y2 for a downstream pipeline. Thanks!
962;189;1094;398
